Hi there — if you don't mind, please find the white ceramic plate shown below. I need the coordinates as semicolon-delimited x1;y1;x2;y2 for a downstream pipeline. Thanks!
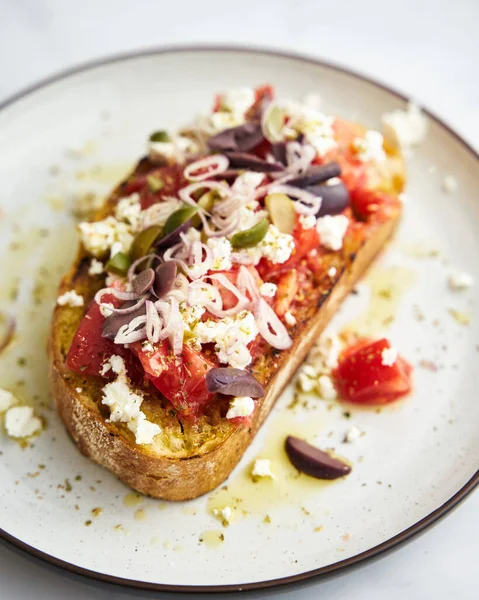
0;47;478;593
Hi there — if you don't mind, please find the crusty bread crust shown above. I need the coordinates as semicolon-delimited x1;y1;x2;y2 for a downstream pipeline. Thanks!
50;154;403;501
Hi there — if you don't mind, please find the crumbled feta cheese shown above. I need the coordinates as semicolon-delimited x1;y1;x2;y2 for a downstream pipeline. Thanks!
115;193;142;230
283;102;337;156
192;311;258;369
78;216;133;258
344;426;362;443
207;237;233;271
88;258;104;276
141;341;154;353
316;215;349;251
141;197;183;229
443;175;458;193
0;389;17;412
284;311;297;326
75;387;83;393
232;171;265;196
5;406;42;438
101;354;126;377
251;458;274;480
148;135;198;164
258;225;295;264
180;302;206;329
317;374;337;400
105;273;127;287
102;374;160;445
381;347;398;367
307;334;342;373
448;271;474;291
226;396;255;419
382;102;428;149
353;130;386;162
299;214;317;230
221;88;255;117
298;364;319;392
259;282;277;298
57;290;84;307
100;303;114;318
213;506;233;524
328;266;337;277
232;203;269;236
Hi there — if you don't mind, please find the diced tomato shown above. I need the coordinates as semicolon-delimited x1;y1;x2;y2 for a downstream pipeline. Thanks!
252;138;272;160
254;84;274;105
333;338;412;405
132;341;215;420
66;295;143;384
349;187;399;222
212;265;263;309
137;165;187;210
258;219;320;278
275;269;298;316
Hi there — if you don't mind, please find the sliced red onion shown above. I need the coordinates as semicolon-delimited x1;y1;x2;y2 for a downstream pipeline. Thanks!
208;122;264;153
236;265;260;302
309;181;350;216
145;300;162;344
167;296;184;355
94;287;146;316
187;280;223;314
287;161;341;188
268;184;322;216
179;180;231;208
183;154;229;182
205;367;264;397
114;314;147;344
208;273;250;316
153;261;177;298
255;298;292;350
132;268;155;296
102;303;146;340
223;152;283;173
199;208;240;238
230;251;257;265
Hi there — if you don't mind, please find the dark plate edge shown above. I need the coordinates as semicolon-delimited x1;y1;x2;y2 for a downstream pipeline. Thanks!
0;43;478;594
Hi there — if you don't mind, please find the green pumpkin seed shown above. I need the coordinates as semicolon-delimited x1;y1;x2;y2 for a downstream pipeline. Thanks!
230;218;269;249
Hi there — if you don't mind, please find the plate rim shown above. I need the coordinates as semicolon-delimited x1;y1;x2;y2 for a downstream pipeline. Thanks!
0;43;478;594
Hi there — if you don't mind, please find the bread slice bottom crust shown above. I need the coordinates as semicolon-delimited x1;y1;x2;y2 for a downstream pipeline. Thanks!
50;214;398;501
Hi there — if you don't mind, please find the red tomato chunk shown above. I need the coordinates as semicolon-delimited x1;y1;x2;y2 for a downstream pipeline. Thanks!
333;338;412;405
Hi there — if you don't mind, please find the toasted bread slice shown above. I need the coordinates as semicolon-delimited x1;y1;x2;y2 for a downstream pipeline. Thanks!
50;147;405;501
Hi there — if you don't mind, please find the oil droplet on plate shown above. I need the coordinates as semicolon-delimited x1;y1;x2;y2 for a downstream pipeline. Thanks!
199;530;225;549
134;508;147;521
123;492;144;507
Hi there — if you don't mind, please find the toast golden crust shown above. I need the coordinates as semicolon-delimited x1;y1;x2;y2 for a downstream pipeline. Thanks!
49;179;399;499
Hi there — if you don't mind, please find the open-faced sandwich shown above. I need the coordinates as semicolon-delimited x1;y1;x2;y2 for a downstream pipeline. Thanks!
50;85;405;500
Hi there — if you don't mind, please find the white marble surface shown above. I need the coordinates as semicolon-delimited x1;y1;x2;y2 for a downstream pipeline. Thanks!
0;0;478;598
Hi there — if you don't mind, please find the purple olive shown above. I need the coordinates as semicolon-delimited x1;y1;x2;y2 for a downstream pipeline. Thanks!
131;268;155;296
208;122;264;153
102;302;146;340
153;261;177;298
205;367;265;398
307;181;350;216
154;218;193;249
287;161;341;188
285;436;351;480
224;152;283;173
